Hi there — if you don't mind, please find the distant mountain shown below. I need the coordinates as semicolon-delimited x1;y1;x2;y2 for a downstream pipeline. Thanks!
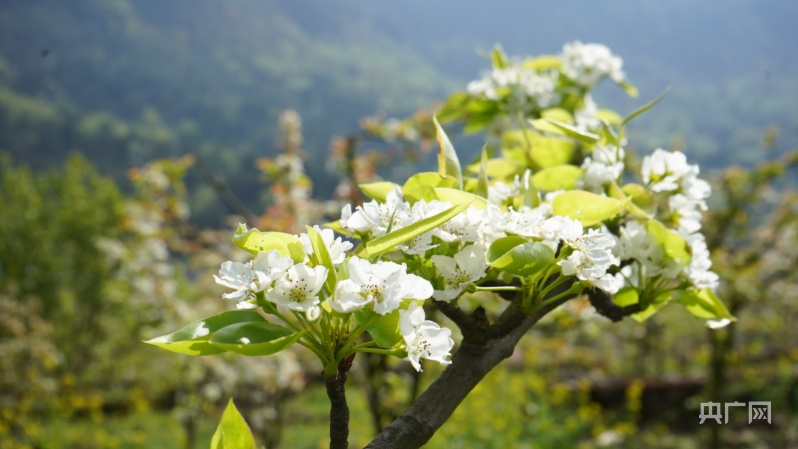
1;0;796;224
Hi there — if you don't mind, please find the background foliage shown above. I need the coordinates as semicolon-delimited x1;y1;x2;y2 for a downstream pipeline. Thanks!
1;1;797;448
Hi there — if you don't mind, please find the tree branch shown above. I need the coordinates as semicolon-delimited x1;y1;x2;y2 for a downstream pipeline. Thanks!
325;370;350;449
364;294;572;449
586;288;640;322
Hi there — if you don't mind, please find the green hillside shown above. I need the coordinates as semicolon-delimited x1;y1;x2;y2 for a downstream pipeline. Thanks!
0;0;457;224
1;0;796;224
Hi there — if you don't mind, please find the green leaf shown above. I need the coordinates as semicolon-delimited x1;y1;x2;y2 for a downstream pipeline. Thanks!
144;311;266;356
434;115;463;189
532;134;575;168
476;147;489;199
323;220;346;235
612;287;639;307
306;225;337;293
529;118;599;144
552;190;627;226
402;172;458;203
359;181;400;202
675;288;735;322
621;87;670;126
519;169;540;208
618;80;639;98
232;225;304;263
540;108;573;124
631;296;670;322
209;322;305;356
465;158;524;180
521;55;562;71
621;183;656;218
490;45;509;69
646;219;691;267
434;187;488;210
596;109;623;125
366;202;470;257
532;165;584;191
210;399;257;449
355;308;402;349
267;232;306;263
487;237;555;276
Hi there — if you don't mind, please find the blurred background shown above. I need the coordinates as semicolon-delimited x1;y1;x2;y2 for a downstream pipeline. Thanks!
1;1;796;448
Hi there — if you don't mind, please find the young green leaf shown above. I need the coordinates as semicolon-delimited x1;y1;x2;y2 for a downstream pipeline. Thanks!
433;187;488;210
552;190;627;226
529;118;599;144
531;165;584;191
487;237;555;276
618;80;639;98
232;226;304;263
402;172;458;203
675;288;735;322
434;115;463;189
476;147;489;198
365;202;470;257
490;45;509;69
355;308;402;349
210;399;257;449
144;311;267;356
306;225;337;293
519;169;540;208
359;181;400;202
521;55;562;71
208;322;305;356
621;87;670;126
646;219;691;267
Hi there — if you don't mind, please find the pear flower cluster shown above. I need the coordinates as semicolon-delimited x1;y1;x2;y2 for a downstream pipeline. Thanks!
641;149;717;289
340;186;623;297
214;222;451;371
578;145;626;191
466;65;559;111
561;41;625;86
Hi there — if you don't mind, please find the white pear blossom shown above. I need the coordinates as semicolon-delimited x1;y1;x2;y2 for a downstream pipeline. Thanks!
707;318;731;329
559;251;622;294
579;145;625;191
668;194;705;235
499;206;550;237
396;200;449;255
434;206;485;244
432;245;488;302
641;149;693;193
488;178;520;205
330;257;433;315
682;232;719;290
340;187;411;236
266;263;327;312
561;41;625;86
299;225;353;264
399;302;454;372
536;216;583;251
213;250;293;305
467;66;558;109
559;228;622;293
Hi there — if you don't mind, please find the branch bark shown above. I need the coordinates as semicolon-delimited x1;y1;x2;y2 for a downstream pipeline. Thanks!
364;293;572;449
325;371;350;449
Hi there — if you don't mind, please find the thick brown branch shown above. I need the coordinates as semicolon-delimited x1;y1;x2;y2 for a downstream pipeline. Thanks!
325;371;349;449
586;288;640;322
432;300;489;342
364;295;571;449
